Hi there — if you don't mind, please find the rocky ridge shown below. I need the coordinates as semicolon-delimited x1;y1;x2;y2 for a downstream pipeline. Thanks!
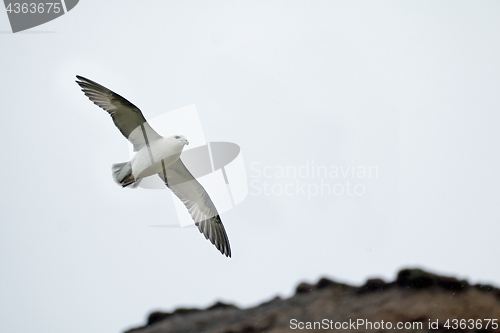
124;269;500;333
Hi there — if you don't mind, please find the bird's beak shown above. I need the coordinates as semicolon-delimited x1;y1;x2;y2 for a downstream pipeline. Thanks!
183;139;189;145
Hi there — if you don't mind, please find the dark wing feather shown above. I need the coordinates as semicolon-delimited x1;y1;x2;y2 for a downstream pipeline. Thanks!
158;158;231;257
76;75;162;151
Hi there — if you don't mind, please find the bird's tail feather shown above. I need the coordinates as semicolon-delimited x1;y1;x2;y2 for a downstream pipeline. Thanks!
112;162;141;188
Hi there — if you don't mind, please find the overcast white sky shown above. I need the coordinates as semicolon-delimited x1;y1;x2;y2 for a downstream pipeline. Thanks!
1;1;500;333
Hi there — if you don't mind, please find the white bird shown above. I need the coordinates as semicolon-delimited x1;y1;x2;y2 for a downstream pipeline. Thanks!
76;76;231;257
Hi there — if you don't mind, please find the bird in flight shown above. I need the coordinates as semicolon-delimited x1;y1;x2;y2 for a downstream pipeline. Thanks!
76;75;231;257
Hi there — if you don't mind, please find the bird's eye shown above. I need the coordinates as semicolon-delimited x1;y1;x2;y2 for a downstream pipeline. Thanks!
175;136;180;139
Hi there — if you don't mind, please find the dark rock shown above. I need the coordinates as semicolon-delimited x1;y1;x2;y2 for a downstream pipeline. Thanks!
316;277;336;289
475;284;496;292
358;278;389;294
147;312;171;326
397;269;470;293
207;301;238;311
172;308;201;316
436;276;469;292
295;282;315;294
397;268;436;289
258;296;281;308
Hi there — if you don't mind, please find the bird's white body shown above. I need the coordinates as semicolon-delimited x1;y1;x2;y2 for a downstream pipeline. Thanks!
130;136;186;180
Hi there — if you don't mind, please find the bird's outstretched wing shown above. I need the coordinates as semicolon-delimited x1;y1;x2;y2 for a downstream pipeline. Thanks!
76;75;162;152
158;158;231;257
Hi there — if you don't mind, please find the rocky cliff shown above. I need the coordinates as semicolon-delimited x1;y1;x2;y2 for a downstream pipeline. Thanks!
124;269;500;333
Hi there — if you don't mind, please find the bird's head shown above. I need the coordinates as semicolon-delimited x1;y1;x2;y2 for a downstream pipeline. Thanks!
172;134;189;146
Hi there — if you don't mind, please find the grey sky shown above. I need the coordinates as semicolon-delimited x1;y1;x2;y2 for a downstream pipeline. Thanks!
1;1;499;333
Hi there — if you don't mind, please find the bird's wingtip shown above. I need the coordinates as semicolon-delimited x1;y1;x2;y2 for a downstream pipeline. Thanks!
76;75;87;82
